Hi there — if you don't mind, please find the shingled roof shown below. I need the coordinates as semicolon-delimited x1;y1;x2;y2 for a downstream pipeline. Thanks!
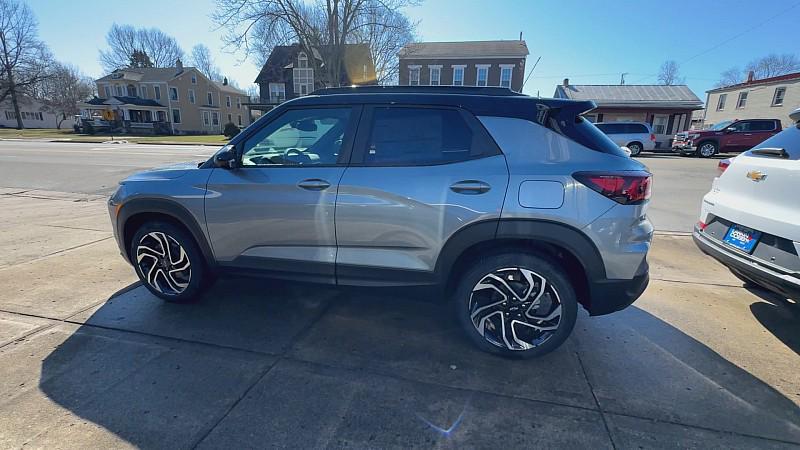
554;84;703;108
96;67;190;83
399;40;529;58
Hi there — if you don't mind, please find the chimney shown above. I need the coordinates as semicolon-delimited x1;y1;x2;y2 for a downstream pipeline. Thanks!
747;70;755;82
175;58;183;73
223;77;228;86
563;78;569;87
519;31;523;41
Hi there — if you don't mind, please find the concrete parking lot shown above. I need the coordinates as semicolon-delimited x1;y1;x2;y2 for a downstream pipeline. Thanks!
0;141;798;449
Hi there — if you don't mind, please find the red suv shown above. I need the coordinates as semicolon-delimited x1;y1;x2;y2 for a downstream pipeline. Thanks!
673;119;782;158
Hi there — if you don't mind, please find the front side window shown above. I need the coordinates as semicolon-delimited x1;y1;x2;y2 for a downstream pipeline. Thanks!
169;87;178;101
429;66;441;86
736;91;748;109
773;87;786;106
363;107;477;165
452;67;464;86
172;108;181;123
476;66;489;86
409;67;420;86
716;93;727;111
269;83;286;103
500;66;512;88
242;108;351;166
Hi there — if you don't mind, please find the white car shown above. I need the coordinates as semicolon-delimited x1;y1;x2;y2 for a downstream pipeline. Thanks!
693;108;800;300
594;122;657;157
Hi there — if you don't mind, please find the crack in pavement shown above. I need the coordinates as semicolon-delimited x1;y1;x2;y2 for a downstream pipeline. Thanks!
0;236;113;271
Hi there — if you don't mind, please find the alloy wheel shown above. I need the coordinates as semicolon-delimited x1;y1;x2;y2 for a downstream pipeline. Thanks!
468;267;562;351
699;143;716;157
628;143;642;156
136;231;191;295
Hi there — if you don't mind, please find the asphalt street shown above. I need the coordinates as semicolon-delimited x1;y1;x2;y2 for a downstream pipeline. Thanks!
0;141;797;449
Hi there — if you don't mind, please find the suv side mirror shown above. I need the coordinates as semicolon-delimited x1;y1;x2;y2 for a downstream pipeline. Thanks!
724;127;737;133
214;145;239;169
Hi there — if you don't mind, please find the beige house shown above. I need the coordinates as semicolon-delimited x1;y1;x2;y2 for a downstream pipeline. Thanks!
81;60;251;135
703;71;800;129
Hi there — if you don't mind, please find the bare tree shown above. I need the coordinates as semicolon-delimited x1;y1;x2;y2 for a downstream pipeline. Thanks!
745;53;800;79
188;44;222;81
657;60;684;85
213;0;418;88
36;62;94;129
349;2;415;84
716;53;800;87
99;24;184;72
0;0;54;129
245;84;260;102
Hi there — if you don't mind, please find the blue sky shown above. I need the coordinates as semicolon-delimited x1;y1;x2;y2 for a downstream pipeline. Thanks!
28;0;800;103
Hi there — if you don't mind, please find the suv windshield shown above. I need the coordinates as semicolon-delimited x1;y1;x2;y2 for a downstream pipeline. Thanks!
709;120;734;131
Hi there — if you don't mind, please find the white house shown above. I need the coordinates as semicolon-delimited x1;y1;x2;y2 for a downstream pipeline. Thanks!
0;96;58;129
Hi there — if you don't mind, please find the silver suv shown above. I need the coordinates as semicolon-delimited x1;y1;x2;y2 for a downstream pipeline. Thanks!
594;121;657;156
109;86;653;358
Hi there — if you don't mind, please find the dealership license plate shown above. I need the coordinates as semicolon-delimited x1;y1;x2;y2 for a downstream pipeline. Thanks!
722;224;761;253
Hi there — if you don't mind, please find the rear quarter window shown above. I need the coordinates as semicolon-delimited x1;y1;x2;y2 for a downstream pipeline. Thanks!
549;116;627;157
747;124;800;160
628;124;649;134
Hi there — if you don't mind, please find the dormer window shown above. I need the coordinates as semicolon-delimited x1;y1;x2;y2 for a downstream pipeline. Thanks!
298;52;309;68
293;51;314;96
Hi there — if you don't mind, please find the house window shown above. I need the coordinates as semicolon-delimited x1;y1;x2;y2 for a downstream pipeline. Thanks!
408;66;420;86
227;113;232;123
226;96;231;107
212;112;219;126
500;66;513;89
169;87;178;101
429;66;441;86
476;66;489;86
269;83;286;103
716;93;727;111
203;111;210;126
127;84;136;96
104;86;111;98
188;89;195;104
140;85;147;99
237;97;241;109
772;87;786;106
207;92;213;105
172;108;181;123
452;66;464;86
736;91;748;109
191;74;197;84
154;86;161;100
238;114;242;126
293;52;314;96
652;115;668;134
115;85;123;96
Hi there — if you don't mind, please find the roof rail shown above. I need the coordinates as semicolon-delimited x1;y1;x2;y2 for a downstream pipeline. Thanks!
312;85;527;97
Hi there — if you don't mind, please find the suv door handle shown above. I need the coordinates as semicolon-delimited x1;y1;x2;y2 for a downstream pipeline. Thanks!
450;180;491;194
297;179;331;191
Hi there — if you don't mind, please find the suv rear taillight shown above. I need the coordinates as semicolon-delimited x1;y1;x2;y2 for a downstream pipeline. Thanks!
717;158;731;175
650;133;656;141
573;171;652;205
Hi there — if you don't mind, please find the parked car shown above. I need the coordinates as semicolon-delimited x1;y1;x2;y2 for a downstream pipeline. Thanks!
594;121;656;156
108;86;653;358
693;108;800;300
673;119;782;158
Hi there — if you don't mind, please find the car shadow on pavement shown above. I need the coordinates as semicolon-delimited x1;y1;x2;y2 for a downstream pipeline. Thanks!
747;287;800;356
30;278;800;448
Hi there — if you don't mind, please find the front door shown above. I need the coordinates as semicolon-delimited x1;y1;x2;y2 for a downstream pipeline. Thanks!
334;105;509;284
205;106;359;282
724;120;757;152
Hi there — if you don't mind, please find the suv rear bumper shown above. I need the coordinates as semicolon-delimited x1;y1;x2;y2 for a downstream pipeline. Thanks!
693;227;800;299
588;266;650;316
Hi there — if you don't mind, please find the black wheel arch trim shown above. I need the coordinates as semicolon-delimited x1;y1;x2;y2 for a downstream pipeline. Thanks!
117;198;216;268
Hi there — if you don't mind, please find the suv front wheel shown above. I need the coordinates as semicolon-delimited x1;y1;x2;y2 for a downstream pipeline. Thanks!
455;253;578;358
696;141;718;158
131;221;207;302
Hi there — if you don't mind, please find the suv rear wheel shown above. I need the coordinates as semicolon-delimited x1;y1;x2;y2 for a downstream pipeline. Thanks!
455;253;578;358
131;221;207;302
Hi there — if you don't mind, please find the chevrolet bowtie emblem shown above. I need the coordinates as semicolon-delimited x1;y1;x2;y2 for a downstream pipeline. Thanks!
746;170;767;182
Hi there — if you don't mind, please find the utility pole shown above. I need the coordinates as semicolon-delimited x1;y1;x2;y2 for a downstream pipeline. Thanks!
620;73;628;85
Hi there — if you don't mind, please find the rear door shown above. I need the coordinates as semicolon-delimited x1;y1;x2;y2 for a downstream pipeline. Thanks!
748;120;780;148
334;105;508;284
204;106;360;282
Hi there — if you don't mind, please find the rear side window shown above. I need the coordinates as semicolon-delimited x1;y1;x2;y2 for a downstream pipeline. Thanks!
627;123;649;134
749;120;777;131
549;115;627;157
362;107;481;165
748;125;800;160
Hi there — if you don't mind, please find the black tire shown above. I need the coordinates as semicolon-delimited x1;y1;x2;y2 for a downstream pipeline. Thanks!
627;142;643;157
695;141;718;158
454;253;578;358
130;221;207;302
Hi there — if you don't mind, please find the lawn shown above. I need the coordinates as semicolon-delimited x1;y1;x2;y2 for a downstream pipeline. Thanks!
0;128;228;146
